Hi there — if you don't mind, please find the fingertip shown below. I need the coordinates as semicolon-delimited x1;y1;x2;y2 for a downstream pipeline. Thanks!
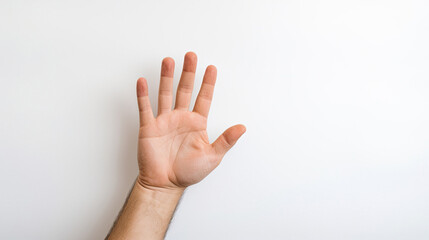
137;77;148;97
207;64;217;71
206;65;217;76
183;51;197;72
185;51;197;61
161;57;175;77
234;124;246;140
202;65;217;85
224;124;246;145
238;124;246;134
163;56;174;63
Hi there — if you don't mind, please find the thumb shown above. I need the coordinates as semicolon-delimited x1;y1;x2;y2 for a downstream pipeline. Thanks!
212;124;246;156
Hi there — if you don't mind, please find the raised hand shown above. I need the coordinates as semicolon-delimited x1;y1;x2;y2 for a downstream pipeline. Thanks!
136;52;246;190
107;52;246;239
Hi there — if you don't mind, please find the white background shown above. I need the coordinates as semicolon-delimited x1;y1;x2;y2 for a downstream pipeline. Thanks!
1;0;428;239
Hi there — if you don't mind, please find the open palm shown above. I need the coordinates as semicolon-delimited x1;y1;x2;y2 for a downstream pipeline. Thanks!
136;52;246;190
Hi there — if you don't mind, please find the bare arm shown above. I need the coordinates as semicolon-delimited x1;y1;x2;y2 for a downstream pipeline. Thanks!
107;181;183;239
107;52;246;239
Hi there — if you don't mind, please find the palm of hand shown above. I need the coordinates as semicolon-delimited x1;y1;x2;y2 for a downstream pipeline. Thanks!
136;52;246;190
138;110;215;188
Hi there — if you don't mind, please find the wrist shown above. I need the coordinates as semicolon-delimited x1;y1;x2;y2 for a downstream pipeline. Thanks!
136;175;186;194
135;177;185;198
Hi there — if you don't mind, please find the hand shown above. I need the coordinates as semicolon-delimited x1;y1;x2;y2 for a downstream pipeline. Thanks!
136;52;246;190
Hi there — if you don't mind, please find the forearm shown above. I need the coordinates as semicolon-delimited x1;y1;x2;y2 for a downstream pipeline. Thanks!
108;181;184;240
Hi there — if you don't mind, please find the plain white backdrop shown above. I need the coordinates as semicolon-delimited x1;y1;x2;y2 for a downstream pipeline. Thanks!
1;0;428;239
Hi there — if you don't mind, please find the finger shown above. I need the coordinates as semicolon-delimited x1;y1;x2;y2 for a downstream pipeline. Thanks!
158;57;175;115
175;51;197;110
136;77;154;126
212;124;246;156
193;65;217;118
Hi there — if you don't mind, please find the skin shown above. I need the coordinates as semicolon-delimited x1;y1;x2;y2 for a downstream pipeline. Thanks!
107;52;246;240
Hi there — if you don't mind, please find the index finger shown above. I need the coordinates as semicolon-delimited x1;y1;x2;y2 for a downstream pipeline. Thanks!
192;65;217;118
